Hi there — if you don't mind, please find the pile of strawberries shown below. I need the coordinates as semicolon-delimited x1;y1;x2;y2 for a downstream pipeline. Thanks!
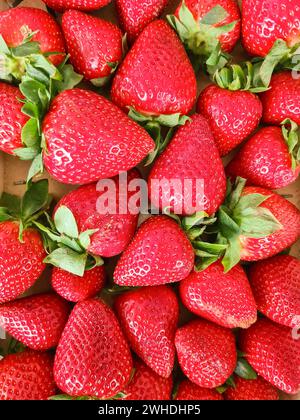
0;0;300;401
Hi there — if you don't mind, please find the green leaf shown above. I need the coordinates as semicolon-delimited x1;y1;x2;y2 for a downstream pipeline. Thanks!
21;118;40;147
234;194;270;215
91;75;112;87
55;64;83;92
235;359;257;380
239;207;282;238
44;247;87;277
31;54;62;80
11;41;40;57
54;206;79;239
78;229;98;250
0;207;13;222
221;236;241;273
0;35;10;55
27;153;44;181
0;193;21;216
182;211;208;230
24;63;50;85
19;79;47;105
225;376;236;388
258;39;290;87
14;146;40;160
48;394;75;401
33;221;62;243
21;179;49;221
200;4;228;25
85;254;104;270
21;102;39;119
218;207;240;237
155;113;190;127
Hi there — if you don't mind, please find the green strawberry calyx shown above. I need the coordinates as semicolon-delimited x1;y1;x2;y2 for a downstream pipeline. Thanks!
281;119;300;171
49;391;128;400
34;205;103;277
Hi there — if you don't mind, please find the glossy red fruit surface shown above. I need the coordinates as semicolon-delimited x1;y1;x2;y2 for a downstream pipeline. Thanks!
42;0;111;11
175;380;223;400
224;376;279;400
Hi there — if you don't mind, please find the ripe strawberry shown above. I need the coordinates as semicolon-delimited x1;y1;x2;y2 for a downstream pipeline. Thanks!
114;216;194;287
42;0;111;11
123;360;173;400
260;72;300;125
175;380;223;400
42;89;154;185
115;286;179;378
0;83;28;155
197;84;262;156
52;266;106;302
148;114;226;216
116;0;168;42
111;20;197;116
242;0;300;57
175;319;237;388
248;255;300;329
180;261;257;329
62;10;123;85
0;7;65;66
226;124;300;189
224;376;279;400
54;298;132;398
0;350;56;400
240;318;300;394
0;293;70;350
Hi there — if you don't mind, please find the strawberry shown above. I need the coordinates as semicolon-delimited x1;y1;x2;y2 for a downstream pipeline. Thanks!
179;261;257;329
0;293;70;351
42;0;111;11
242;0;300;57
116;0;169;42
0;83;28;155
42;89;154;185
123;359;173;400
175;319;237;388
248;255;300;329
224;376;279;400
52;266;106;302
226;123;300;189
114;286;179;378
175;380;223;400
260;72;300;126
148;114;226;216
54;298;133;398
62;10;123;86
197;84;263;156
0;7;65;66
240;318;300;394
114;216;194;287
111;20;197;117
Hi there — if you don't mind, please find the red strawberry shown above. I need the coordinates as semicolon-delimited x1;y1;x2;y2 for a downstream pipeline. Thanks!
0;350;56;400
148;114;226;216
248;255;300;329
42;89;154;185
224;376;279;400
52;266;106;302
42;0;111;11
175;319;237;388
226;125;300;189
54;298;132;398
0;293;70;351
240;318;300;394
175;380;223;400
180;261;257;329
260;72;300;125
111;20;197;116
116;0;168;42
123;359;173;400
197;84;262;156
114;285;179;378
0;7;65;65
242;0;300;57
62;10;123;85
0;83;28;155
114;216;194;287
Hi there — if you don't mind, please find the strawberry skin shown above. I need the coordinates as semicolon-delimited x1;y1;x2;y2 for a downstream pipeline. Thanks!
0;83;28;155
111;20;197;116
42;0;111;11
0;350;56;400
62;10;123;81
227;126;300;189
52;266;106;302
116;0;168;42
240;318;300;394
175;319;237;388
114;216;194;287
0;293;70;351
123;360;173;400
54;170;140;257
148;114;226;216
42;89;154;185
242;0;300;57
180;262;257;329
224;376;279;400
248;255;300;329
115;286;179;378
197;85;262;156
54;298;132;398
260;72;300;125
0;221;46;304
175;380;223;400
0;7;65;66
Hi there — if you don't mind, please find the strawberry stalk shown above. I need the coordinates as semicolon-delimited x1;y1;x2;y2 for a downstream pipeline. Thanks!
281;119;300;170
